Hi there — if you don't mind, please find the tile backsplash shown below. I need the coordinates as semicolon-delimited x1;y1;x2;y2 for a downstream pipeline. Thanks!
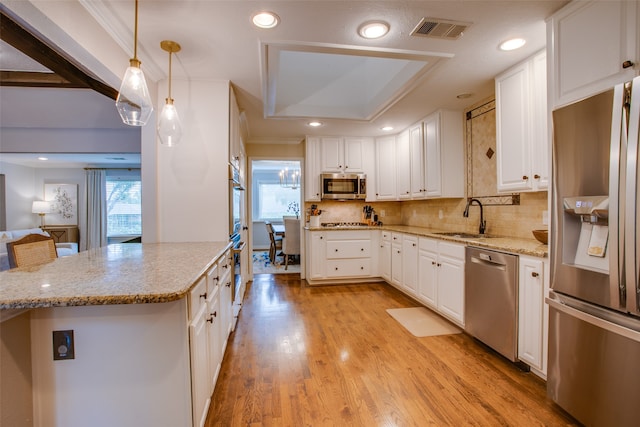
305;191;547;240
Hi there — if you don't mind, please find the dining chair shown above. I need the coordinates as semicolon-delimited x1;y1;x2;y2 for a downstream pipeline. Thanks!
7;233;58;268
265;222;283;264
282;218;300;270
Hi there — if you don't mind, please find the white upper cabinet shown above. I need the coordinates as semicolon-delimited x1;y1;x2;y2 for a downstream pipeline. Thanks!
423;110;464;198
496;50;548;192
548;0;639;109
305;137;322;201
320;136;366;173
375;135;397;200
409;123;425;199
396;129;411;200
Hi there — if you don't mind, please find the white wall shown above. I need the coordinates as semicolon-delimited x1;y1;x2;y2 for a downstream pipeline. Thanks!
156;79;230;242
0;162;37;230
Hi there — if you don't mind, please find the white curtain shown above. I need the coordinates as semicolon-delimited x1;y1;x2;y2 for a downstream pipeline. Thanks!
85;170;107;250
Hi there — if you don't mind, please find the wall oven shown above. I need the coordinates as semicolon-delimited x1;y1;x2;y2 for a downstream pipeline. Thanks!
321;173;366;200
229;164;246;329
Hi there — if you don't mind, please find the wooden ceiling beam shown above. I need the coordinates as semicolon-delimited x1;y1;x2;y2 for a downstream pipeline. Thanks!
0;7;118;100
0;71;86;88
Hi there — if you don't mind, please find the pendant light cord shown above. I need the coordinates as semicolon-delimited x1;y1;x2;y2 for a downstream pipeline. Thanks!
133;0;139;60
168;51;172;100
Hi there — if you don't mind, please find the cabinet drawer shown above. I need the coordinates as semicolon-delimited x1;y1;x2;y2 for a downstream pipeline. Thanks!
438;241;465;259
189;276;208;319
419;237;438;252
381;231;391;242
325;230;371;240
326;240;371;258
326;259;371;277
207;264;219;295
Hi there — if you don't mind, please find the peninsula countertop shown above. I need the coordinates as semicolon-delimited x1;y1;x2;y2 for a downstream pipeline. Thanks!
305;224;548;258
0;242;231;310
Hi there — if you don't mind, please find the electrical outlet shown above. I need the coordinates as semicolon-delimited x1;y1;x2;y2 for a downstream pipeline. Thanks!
438;209;444;219
380;210;385;217
53;330;75;360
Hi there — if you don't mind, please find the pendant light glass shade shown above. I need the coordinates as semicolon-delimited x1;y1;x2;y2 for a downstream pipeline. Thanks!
116;59;153;126
115;0;152;126
158;99;182;146
158;40;183;146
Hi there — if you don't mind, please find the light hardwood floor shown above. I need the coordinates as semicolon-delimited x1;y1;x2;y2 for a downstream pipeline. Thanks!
206;274;578;426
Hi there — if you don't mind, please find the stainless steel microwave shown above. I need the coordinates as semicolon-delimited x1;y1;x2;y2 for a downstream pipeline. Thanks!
321;173;366;200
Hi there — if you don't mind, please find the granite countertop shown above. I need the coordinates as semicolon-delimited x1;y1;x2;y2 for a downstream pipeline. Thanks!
305;224;548;258
0;242;231;310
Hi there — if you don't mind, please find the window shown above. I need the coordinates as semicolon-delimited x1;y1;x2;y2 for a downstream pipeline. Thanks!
252;160;301;221
106;177;141;237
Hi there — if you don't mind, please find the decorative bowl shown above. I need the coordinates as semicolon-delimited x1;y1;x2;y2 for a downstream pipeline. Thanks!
532;229;548;244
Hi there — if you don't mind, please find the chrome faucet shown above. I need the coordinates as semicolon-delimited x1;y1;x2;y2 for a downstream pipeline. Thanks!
463;198;486;234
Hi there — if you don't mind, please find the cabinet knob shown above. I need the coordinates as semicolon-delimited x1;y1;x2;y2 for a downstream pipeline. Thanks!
413;243;416;247
534;174;540;179
522;175;529;180
335;267;339;271
320;236;323;239
437;263;441;267
531;272;539;278
622;60;635;69
397;250;401;254
432;261;436;265
226;282;231;287
361;248;364;251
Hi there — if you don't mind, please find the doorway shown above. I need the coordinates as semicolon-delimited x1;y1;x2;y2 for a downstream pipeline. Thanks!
250;159;302;274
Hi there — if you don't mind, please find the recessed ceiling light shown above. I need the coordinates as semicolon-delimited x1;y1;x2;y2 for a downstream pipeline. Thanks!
499;38;526;51
358;21;390;39
37;156;48;161
308;121;323;127
381;126;394;131
252;11;280;29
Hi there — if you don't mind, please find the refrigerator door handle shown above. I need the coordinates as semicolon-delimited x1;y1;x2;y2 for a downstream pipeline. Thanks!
547;295;640;343
609;82;625;308
626;76;640;315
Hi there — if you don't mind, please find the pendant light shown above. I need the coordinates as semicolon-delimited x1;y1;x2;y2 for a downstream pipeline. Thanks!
157;40;183;146
115;0;153;126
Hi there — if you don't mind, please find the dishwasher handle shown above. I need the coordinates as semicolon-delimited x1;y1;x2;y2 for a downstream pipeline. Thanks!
470;254;508;270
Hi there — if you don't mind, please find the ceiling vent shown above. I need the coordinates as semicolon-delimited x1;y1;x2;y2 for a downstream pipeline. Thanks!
410;18;471;40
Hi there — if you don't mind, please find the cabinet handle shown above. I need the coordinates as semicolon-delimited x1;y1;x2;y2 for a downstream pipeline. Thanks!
200;292;207;300
534;174;540;179
432;261;436;265
226;282;231;287
622;60;634;69
531;272;539;278
206;312;217;323
522;175;529;180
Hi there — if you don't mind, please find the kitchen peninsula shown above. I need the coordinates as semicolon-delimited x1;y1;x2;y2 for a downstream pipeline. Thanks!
0;242;232;427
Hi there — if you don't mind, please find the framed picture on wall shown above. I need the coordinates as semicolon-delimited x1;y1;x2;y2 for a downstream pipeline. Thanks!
45;183;78;225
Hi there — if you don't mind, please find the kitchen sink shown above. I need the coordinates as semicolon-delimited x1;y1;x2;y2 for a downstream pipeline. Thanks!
434;232;492;239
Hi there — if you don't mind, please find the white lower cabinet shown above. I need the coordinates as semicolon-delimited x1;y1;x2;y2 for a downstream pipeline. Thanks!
379;231;392;282
390;233;403;287
401;234;419;296
305;229;378;284
416;237;465;327
518;255;549;375
189;249;232;427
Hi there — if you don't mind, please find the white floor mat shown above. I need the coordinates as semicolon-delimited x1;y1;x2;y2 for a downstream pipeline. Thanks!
386;307;462;337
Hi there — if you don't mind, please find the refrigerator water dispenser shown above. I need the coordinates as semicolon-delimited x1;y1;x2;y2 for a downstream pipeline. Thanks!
562;196;609;273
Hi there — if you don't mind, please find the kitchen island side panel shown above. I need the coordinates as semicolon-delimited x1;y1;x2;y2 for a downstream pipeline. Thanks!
30;300;192;427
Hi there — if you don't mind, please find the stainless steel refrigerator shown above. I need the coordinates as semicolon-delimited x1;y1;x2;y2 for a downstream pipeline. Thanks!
548;76;640;426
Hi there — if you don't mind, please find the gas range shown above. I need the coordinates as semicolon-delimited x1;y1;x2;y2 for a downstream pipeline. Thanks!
321;222;371;228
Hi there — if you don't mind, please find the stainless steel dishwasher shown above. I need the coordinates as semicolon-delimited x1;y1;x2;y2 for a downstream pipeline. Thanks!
465;246;518;362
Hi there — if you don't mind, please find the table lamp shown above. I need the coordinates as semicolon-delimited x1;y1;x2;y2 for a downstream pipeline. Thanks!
32;201;51;227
